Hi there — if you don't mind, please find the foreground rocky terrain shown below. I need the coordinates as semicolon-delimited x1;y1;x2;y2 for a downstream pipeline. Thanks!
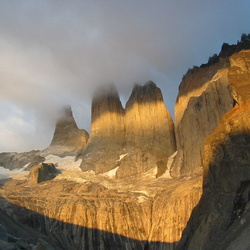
0;37;249;249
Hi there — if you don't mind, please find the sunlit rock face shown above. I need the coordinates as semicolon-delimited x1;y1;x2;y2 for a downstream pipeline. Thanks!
79;82;176;178
177;101;250;250
0;173;202;250
44;106;89;157
117;81;176;178
79;85;126;174
171;46;250;178
228;50;250;103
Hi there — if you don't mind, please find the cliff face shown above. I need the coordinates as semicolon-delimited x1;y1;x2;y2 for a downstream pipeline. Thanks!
79;85;126;174
79;81;176;178
45;106;89;157
171;47;250;178
177;101;250;250
117;81;176;178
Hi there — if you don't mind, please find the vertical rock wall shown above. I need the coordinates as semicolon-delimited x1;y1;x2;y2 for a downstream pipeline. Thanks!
48;106;89;157
171;48;250;178
177;101;250;250
79;85;126;174
117;81;176;178
80;81;176;178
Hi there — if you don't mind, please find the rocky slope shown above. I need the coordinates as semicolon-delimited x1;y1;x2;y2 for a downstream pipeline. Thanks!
171;41;250;178
0;167;202;250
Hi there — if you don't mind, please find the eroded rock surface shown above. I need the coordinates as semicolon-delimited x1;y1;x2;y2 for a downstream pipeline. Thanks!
0;172;202;250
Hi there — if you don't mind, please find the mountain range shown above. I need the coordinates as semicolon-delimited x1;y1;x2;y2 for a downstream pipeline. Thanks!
0;36;249;249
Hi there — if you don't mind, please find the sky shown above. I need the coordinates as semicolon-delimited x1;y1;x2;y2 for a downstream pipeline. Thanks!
0;0;249;153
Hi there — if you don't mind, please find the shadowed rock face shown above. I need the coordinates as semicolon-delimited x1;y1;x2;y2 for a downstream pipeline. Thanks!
172;46;250;178
177;102;250;250
79;82;176;178
0;151;45;170
29;163;58;185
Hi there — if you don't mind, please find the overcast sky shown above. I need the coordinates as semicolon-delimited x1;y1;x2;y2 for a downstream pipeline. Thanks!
0;0;249;153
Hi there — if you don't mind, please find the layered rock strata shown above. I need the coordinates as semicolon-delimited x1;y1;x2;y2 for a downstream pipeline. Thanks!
177;101;250;250
171;45;250;178
79;82;176;178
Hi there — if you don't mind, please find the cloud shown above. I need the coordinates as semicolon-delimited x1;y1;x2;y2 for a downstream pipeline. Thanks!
0;0;249;152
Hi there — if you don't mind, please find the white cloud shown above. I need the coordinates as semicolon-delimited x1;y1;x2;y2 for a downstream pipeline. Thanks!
0;0;249;152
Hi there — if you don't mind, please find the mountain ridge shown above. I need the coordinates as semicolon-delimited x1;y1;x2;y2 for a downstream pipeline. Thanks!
0;37;249;249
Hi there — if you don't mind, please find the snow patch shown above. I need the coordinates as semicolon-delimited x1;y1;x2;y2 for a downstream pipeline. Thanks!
22;162;31;169
101;167;118;178
159;151;177;179
133;190;149;196
44;155;82;170
0;166;28;179
116;153;128;162
137;195;149;203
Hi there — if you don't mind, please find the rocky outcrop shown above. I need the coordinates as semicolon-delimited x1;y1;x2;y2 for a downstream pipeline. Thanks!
79;82;176;178
0;151;45;170
171;45;250;178
29;163;58;185
177;102;250;250
43;106;89;157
